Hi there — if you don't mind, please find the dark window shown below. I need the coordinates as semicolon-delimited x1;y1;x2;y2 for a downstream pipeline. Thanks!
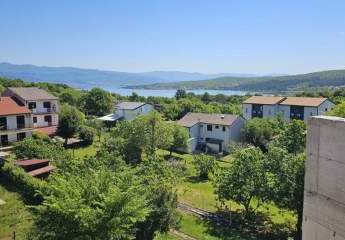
290;106;304;120
222;126;226;132
28;102;36;109
215;125;219;129
325;108;328;111
207;125;212;131
44;115;52;123
43;102;51;108
0;117;7;130
33;117;37;123
252;104;263;118
17;132;26;141
0;135;9;146
16;116;25;129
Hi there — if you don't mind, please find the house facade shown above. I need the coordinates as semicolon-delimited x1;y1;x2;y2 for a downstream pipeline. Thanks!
177;113;245;153
0;97;34;146
3;87;59;128
98;102;154;124
242;96;334;121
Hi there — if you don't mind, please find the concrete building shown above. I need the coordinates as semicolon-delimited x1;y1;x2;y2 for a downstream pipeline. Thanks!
98;101;154;124
0;97;34;146
177;113;245;153
242;96;334;121
303;116;345;240
3;87;59;129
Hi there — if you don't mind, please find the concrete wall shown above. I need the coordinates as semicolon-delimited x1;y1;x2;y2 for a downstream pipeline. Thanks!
120;104;154;121
242;103;252;119
303;116;345;240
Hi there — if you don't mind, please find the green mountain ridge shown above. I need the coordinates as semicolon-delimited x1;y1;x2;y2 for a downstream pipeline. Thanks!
127;69;345;92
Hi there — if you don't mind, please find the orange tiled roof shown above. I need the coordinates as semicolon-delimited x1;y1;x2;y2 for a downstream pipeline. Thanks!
0;97;32;116
280;97;328;107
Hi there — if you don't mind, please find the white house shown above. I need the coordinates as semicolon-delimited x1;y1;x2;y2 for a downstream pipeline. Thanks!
242;96;334;121
98;102;154;124
0;97;34;146
177;113;245;153
3;87;59;129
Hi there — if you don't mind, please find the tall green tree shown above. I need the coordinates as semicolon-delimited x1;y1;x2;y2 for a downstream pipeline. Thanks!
175;89;187;100
169;124;189;156
274;120;306;154
193;154;217;179
83;87;113;116
327;100;345;118
215;146;268;215
57;104;85;145
30;167;150;240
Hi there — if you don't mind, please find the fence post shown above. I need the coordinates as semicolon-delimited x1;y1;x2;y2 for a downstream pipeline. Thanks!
13;231;16;240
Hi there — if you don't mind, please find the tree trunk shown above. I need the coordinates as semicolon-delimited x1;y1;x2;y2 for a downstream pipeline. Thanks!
64;137;68;146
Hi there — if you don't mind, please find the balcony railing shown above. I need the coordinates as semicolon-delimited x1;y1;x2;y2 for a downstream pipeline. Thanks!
32;108;57;114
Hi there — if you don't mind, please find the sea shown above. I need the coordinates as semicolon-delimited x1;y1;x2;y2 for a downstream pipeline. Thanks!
106;88;247;98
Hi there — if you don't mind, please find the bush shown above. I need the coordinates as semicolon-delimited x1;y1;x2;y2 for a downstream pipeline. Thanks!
0;162;48;204
78;125;96;145
192;154;217;180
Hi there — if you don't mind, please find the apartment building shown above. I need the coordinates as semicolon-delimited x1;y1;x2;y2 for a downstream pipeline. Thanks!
0;97;33;146
242;96;334;121
3;87;59;128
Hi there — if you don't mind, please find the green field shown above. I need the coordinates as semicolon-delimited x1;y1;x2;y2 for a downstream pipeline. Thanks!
0;182;33;240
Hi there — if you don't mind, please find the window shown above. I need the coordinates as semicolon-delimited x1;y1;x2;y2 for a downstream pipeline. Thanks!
215;125;219;129
0;135;9;146
0;117;7;130
43;102;51;109
222;126;226;132
16;116;25;129
325;108;328;111
44;115;52;123
17;132;26;141
207;125;212;131
33;117;37;123
28;102;36;109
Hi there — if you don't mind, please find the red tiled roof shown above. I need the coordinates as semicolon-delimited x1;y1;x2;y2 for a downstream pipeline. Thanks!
35;126;58;136
28;165;56;177
0;97;32;116
15;159;49;166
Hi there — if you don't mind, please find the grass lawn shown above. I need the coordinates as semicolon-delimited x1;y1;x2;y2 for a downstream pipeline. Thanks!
0;184;33;240
157;150;296;228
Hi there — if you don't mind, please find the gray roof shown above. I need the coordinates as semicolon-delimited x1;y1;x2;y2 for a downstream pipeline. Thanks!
177;112;240;128
7;87;58;101
116;101;147;110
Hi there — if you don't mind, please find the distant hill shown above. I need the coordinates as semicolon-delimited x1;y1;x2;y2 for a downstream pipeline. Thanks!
0;63;256;90
130;69;345;92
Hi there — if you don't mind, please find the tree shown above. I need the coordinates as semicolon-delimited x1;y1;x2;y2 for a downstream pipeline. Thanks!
82;88;113;116
201;92;211;103
30;167;150;240
86;119;104;142
244;118;279;151
328;100;345;118
265;146;305;240
274;120;306;154
0;84;4;94
129;92;140;101
59;89;82;107
169;124;189;156
193;154;217;179
215;146;268;215
57;104;85;145
175;89;187;100
78;125;96;145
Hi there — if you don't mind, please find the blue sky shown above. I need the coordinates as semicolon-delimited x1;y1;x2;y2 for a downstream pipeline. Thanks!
1;0;345;74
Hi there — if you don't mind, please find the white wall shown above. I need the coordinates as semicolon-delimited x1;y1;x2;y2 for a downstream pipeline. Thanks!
34;114;59;128
263;105;279;118
229;117;245;142
242;104;252;119
317;100;335;116
121;104;154;121
3;114;33;130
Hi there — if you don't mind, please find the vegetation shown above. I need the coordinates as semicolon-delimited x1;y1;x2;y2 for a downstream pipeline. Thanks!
57;104;85;144
78;125;96;145
192;154;217;180
132;69;345;92
81;87;113;116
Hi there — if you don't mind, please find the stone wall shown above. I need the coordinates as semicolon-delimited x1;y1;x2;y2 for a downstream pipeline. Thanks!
303;116;345;240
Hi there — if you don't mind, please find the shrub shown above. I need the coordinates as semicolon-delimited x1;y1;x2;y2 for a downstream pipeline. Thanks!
78;125;96;145
192;154;217;179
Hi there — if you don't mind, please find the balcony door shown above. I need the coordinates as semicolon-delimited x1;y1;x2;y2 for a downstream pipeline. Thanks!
16;116;25;129
44;115;52;126
0;117;7;130
0;135;8;146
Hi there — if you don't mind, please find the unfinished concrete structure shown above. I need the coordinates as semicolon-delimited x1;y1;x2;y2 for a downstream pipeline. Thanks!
303;116;345;240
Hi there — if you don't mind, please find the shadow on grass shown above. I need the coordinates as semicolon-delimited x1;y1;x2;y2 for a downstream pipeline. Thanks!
196;209;294;240
186;175;209;184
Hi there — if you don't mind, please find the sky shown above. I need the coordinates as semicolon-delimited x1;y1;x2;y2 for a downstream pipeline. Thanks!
1;0;345;74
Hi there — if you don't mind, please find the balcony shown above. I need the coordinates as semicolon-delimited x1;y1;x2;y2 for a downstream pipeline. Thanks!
32;108;57;114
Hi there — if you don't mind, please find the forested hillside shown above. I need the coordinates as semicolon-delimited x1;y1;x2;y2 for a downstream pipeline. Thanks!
130;69;345;92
